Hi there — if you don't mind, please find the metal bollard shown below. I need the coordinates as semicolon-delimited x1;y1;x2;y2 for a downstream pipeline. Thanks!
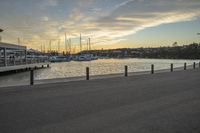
30;69;34;85
199;62;200;69
125;65;128;77
171;63;173;72
151;64;154;74
86;67;89;80
193;62;196;69
184;63;187;70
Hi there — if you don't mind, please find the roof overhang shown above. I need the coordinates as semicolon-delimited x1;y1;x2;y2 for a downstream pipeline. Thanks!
0;42;26;50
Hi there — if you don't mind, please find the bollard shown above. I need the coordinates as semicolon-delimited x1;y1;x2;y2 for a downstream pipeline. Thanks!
193;62;196;69
124;65;128;77
47;64;50;68
86;67;89;80
198;62;200;69
170;63;173;72
151;64;154;74
184;63;187;70
30;69;34;85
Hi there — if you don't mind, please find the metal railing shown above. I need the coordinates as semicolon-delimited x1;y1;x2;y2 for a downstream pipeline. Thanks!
0;57;49;67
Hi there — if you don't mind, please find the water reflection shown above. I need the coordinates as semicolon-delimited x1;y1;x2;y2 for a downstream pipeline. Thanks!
0;58;198;87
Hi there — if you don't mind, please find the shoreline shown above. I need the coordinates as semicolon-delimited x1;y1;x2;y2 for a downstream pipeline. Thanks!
0;64;195;88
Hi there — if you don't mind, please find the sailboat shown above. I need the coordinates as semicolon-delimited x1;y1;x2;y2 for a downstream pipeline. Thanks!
74;34;94;61
49;39;71;62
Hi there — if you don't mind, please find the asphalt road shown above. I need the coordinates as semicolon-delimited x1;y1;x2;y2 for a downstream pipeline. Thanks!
0;69;200;133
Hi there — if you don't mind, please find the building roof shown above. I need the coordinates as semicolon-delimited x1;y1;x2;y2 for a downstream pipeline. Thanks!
0;42;26;50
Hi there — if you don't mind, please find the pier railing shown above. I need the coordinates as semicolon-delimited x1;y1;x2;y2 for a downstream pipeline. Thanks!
0;57;49;67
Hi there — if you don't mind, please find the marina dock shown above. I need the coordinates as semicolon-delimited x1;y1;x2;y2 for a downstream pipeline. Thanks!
0;69;200;133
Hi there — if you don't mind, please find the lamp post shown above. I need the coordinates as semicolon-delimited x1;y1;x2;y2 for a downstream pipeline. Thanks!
0;29;3;42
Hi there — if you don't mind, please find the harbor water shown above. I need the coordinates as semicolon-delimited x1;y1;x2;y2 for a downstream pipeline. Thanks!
0;58;199;87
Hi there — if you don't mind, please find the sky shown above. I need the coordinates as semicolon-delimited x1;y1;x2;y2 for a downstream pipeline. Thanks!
0;0;200;52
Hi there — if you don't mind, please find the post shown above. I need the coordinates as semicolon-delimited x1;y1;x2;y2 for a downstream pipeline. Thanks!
151;64;154;74
170;63;173;72
3;48;7;66
30;69;34;85
47;64;50;67
199;62;200;69
184;63;187;70
86;67;89;80
193;62;196;69
125;65;128;77
25;50;27;64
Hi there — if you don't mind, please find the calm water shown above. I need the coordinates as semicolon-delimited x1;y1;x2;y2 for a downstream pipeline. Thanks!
0;58;199;87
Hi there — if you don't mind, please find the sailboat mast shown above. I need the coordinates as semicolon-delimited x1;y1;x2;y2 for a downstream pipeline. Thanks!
89;38;91;51
80;33;82;52
41;44;42;52
87;39;89;51
18;38;20;45
69;38;71;54
49;40;51;53
44;43;46;53
65;33;67;54
58;40;60;54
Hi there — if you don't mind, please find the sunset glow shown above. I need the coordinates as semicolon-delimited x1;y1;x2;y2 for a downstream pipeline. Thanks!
0;0;200;52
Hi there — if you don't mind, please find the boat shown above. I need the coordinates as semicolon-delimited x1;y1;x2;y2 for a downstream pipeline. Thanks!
49;56;71;62
73;34;98;61
74;54;92;61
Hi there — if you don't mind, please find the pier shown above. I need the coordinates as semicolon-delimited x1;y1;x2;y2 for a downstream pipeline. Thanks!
0;69;200;133
0;42;50;73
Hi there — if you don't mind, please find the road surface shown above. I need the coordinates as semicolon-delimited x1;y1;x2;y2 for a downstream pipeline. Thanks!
0;69;200;133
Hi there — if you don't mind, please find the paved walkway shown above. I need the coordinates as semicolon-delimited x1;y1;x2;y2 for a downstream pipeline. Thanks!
0;69;200;133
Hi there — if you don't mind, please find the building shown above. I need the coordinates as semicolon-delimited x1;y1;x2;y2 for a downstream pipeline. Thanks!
0;42;50;72
0;42;27;67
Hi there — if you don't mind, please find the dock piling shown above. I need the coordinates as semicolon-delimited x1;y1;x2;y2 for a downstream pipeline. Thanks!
171;63;173;72
184;63;187;70
151;64;154;74
125;65;128;77
86;67;89;80
30;69;34;85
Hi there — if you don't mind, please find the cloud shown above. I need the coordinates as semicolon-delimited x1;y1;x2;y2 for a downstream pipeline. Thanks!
39;0;58;9
87;0;200;44
47;0;58;6
114;0;135;9
41;16;49;21
1;0;200;50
